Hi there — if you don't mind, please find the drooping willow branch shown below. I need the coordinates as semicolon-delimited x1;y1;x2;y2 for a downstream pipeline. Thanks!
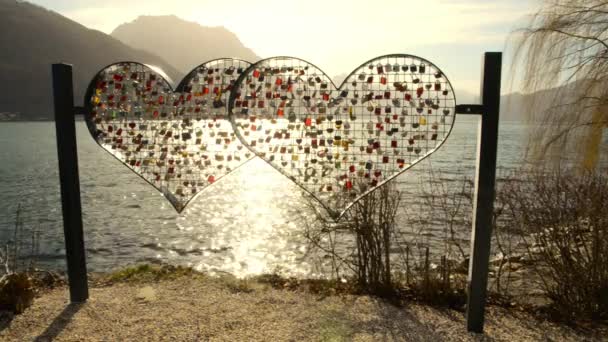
509;0;608;169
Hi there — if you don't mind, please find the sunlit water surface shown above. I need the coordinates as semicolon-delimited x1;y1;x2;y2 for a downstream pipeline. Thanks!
2;118;602;277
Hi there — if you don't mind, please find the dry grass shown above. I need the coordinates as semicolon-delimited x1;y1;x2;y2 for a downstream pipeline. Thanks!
0;268;604;341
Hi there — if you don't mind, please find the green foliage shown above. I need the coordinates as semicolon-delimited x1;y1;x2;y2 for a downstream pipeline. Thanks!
317;310;352;342
105;264;198;284
254;274;356;297
222;277;256;294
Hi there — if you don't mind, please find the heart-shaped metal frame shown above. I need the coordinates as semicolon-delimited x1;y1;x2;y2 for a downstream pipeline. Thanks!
84;58;254;213
227;54;457;219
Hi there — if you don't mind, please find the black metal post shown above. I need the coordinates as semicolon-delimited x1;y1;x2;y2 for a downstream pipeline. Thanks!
52;63;89;302
466;52;502;333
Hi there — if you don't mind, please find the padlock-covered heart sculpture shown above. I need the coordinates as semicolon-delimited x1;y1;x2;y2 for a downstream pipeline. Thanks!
84;58;253;212
228;54;456;219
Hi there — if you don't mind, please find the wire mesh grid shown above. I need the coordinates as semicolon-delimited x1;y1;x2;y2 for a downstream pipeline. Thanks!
84;58;253;212
228;55;456;218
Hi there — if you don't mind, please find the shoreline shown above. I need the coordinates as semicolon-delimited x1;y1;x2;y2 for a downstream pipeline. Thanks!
1;265;605;341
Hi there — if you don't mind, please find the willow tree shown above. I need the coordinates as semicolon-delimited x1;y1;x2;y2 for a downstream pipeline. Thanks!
511;0;608;170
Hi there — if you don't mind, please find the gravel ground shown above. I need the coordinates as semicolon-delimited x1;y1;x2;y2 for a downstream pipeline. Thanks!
0;276;604;341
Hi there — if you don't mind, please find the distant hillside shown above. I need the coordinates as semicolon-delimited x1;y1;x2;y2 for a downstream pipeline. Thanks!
330;72;534;122
0;0;180;120
111;15;260;73
499;82;581;122
501;93;527;122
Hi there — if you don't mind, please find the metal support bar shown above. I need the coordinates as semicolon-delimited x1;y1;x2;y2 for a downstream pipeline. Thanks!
455;104;484;115
74;106;86;115
466;52;502;333
52;63;89;303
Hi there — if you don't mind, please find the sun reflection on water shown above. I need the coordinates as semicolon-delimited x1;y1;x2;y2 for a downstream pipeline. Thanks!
173;158;312;278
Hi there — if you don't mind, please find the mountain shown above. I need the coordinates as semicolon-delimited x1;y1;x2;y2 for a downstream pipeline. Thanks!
499;82;584;122
501;93;527;122
111;15;260;74
0;0;180;120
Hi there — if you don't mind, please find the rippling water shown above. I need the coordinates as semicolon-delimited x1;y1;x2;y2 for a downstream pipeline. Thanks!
0;118;528;277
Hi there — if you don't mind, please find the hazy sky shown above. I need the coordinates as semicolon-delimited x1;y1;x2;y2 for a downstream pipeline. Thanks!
29;0;540;96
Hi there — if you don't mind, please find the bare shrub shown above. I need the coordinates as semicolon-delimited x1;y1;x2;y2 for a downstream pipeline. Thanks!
0;273;34;314
301;165;472;305
301;183;400;296
349;183;400;294
397;168;473;306
0;204;40;276
500;169;608;320
0;204;41;314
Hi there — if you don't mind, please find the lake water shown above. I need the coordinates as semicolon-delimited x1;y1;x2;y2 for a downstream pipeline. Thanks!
0;118;533;277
